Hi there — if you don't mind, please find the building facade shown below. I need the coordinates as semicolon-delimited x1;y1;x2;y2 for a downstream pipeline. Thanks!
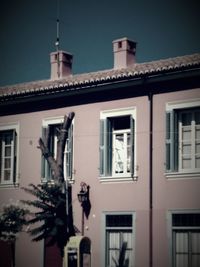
0;38;200;267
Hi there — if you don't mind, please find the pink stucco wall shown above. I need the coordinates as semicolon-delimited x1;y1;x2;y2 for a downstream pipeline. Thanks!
0;87;200;266
152;88;200;267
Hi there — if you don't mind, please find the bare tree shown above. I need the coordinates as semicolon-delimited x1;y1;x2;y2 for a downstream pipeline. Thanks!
38;111;75;239
22;112;75;257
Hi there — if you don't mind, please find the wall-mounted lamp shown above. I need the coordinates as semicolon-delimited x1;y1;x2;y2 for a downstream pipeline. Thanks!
77;182;89;203
77;182;90;236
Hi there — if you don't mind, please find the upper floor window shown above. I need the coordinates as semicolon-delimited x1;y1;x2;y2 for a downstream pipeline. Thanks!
100;108;136;180
0;123;19;186
41;117;73;182
166;100;200;174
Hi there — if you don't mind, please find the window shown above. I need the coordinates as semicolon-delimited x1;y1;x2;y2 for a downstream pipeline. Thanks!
166;100;200;174
118;41;122;49
0;124;19;186
171;212;200;267
103;213;135;267
100;108;136;179
41;117;73;181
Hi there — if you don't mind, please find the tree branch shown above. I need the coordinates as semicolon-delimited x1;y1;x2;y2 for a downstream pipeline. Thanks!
56;112;75;169
38;138;62;184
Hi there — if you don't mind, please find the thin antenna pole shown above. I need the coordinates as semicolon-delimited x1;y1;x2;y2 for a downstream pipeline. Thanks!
56;19;60;50
56;0;60;78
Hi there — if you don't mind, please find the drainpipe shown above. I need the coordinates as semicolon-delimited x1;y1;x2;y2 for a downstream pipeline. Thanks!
148;92;153;267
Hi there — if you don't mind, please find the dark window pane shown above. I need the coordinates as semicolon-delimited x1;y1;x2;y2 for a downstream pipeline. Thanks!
106;214;132;227
5;147;11;157
4;158;11;169
182;113;192;126
111;116;130;130
0;130;13;144
4;170;11;181
195;111;200;124
173;214;200;227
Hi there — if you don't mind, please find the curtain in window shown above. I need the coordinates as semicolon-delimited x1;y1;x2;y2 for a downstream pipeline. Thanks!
107;231;132;267
174;231;200;267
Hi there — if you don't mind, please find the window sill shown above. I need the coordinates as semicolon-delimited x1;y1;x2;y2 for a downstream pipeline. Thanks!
41;178;75;184
165;172;200;180
99;176;138;183
0;183;19;189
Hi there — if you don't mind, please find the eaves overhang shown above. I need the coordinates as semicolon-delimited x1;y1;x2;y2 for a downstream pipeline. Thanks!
0;53;200;106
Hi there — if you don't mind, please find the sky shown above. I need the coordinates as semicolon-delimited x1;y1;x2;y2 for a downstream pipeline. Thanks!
0;0;200;87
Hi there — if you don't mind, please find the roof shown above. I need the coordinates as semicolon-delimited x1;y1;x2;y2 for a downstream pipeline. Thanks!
0;53;200;101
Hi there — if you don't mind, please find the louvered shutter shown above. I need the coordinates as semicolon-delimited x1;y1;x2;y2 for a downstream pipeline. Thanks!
41;127;46;179
100;118;112;176
106;118;112;176
13;130;17;184
130;116;135;177
99;119;106;176
166;111;178;172
174;111;179;171
166;112;171;171
66;124;73;179
0;133;2;179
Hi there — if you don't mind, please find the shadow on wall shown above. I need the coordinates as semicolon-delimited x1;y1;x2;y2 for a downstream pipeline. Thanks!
82;185;91;219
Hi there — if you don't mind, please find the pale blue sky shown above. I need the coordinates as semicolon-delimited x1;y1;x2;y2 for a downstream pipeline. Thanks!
0;0;200;86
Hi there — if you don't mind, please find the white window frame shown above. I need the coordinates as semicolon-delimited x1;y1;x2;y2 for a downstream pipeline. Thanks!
101;211;135;267
100;107;137;182
41;116;74;182
165;99;200;179
0;123;19;187
167;210;200;267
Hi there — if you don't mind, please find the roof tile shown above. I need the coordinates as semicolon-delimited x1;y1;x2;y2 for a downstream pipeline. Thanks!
0;53;200;99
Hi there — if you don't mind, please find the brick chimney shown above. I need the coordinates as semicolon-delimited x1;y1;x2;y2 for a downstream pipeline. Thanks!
113;37;137;69
50;51;73;80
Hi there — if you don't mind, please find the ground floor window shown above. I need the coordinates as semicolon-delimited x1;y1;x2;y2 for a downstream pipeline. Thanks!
103;213;135;267
172;213;200;267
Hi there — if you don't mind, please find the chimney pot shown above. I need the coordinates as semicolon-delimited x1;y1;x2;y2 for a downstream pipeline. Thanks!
50;51;73;80
113;37;137;69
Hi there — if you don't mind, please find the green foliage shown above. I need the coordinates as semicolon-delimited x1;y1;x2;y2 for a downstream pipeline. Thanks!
21;183;72;257
0;204;28;242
